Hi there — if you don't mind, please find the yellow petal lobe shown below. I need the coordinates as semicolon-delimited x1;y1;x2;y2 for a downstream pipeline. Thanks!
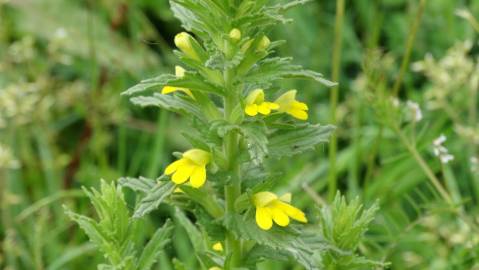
256;207;273;230
257;103;271;115
165;159;184;175
272;207;290;227
245;104;258;116
212;242;223;252
190;166;207;188
171;161;195;184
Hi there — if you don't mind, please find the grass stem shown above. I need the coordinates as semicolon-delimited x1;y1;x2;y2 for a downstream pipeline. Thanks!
392;0;427;96
328;0;345;201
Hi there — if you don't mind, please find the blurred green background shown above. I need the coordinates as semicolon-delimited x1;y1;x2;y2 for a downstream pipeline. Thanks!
1;0;478;269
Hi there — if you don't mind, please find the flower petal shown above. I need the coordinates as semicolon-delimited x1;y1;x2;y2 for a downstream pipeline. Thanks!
183;149;211;166
212;242;223;252
245;104;258;116
275;201;307;223
292;101;308;111
165;159;185;175
288;108;308;120
257;102;271;115
171;161;195;184
272;207;290;227
162;86;177;94
256;207;273;230
279;193;292;203
190;166;207;188
266;102;280;110
245;89;265;105
253;192;278;207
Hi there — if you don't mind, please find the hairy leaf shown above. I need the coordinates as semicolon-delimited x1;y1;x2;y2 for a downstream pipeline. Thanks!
268;124;335;157
118;176;156;193
134;181;175;218
224;214;340;270
137;220;174;270
244;57;337;87
130;93;206;122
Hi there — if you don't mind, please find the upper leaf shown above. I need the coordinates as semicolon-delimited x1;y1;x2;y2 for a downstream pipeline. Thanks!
244;57;337;88
130;93;207;122
268;124;335;158
133;181;175;218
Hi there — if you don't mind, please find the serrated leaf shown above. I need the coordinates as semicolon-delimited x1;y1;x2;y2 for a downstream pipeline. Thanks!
244;245;290;268
137;220;174;270
240;123;269;165
268;124;335;158
174;207;206;253
134;181;175;218
118;176;156;193
130;93;206;122
122;74;175;96
244;57;337;87
224;214;338;270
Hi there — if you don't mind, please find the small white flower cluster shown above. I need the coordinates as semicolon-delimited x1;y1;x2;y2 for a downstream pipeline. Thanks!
432;134;454;164
406;100;423;122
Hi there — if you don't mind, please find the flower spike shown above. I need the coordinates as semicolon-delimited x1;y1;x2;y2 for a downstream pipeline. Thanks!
164;149;211;188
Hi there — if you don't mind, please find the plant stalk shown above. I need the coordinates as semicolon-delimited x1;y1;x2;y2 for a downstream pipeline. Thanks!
392;0;427;96
328;0;345;201
223;69;242;269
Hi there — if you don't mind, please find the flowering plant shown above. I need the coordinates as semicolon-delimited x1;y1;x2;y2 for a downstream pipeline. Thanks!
65;1;382;269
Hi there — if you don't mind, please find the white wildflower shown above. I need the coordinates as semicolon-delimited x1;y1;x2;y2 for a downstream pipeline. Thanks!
432;134;454;164
406;100;423;122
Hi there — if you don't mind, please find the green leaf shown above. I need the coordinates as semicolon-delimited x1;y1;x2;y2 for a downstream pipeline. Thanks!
268;124;335;158
244;245;290;268
244;57;337;87
122;74;175;96
315;193;387;269
240;122;269;165
118;177;156;193
137;220;174;270
134;181;175;218
130;93;206;122
173;207;206;253
224;214;338;270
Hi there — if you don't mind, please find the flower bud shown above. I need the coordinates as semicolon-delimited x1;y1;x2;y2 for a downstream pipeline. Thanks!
174;32;201;61
257;36;271;51
229;28;241;42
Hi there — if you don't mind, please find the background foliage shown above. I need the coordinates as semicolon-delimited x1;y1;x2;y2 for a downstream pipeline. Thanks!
1;0;478;269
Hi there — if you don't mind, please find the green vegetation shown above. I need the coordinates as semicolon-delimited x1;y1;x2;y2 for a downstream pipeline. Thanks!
1;0;478;269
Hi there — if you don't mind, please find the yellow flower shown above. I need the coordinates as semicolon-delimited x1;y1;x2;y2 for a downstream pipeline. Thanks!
253;191;307;230
174;32;201;61
209;267;222;270
161;66;194;98
229;28;241;42
244;89;279;117
164;149;211;188
212;242;223;252
274;90;309;120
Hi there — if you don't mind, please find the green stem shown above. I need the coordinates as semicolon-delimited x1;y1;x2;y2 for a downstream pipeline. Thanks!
393;126;453;204
392;0;427;96
328;0;345;201
223;70;242;268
